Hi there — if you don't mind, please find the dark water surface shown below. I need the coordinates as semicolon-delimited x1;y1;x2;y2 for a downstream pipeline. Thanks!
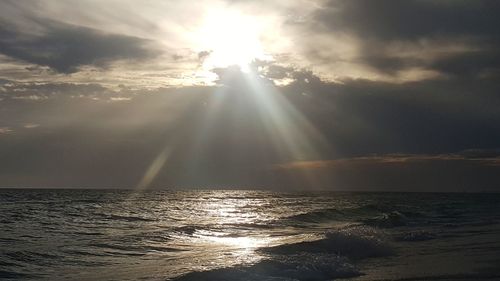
1;189;499;280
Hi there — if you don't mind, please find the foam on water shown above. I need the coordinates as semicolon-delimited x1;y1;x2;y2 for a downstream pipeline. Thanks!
262;226;393;259
172;253;360;281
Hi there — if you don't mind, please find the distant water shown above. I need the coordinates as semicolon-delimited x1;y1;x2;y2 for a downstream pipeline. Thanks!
1;189;500;281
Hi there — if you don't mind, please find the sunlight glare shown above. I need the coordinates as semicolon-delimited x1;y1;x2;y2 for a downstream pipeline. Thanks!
208;236;260;250
196;8;270;71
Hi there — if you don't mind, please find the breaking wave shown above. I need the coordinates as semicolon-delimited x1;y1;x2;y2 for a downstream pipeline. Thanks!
283;208;344;223
281;205;418;229
171;253;361;281
262;226;393;259
363;211;409;228
172;226;393;281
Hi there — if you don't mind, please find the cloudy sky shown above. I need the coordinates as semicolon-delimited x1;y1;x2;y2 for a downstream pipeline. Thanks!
1;0;500;191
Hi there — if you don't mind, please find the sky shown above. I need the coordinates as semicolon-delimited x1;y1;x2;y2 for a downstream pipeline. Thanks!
1;0;500;191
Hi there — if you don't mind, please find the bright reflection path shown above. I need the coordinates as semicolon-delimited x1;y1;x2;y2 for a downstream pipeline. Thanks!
210;236;260;249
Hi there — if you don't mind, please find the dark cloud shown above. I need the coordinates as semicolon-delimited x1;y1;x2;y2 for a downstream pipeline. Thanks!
429;46;500;76
0;79;115;101
457;148;500;160
0;18;160;73
271;152;500;192
307;0;500;77
198;51;212;60
318;0;500;41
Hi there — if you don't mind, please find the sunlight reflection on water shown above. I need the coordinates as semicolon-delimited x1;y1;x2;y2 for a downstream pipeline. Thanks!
5;190;498;280
183;195;278;266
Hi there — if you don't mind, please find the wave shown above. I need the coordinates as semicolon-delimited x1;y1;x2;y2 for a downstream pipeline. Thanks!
395;230;436;242
279;205;385;224
280;204;425;227
5;250;61;265
172;226;392;281
261;226;393;259
90;242;184;254
0;270;34;279
171;253;360;281
284;208;344;223
102;214;157;222
363;211;409;228
174;225;204;235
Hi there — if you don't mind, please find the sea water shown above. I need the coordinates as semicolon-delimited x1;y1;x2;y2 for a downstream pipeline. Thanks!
1;189;499;280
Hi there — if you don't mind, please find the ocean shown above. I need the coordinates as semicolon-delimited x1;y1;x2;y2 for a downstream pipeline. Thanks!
1;189;499;281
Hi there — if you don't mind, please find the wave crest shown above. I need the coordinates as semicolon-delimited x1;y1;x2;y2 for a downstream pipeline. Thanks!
261;226;393;259
363;211;409;228
284;208;344;223
171;253;360;281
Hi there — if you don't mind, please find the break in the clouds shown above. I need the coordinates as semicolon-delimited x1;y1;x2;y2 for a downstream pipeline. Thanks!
0;0;499;191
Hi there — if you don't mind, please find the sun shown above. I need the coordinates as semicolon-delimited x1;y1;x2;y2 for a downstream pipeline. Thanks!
196;8;269;71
